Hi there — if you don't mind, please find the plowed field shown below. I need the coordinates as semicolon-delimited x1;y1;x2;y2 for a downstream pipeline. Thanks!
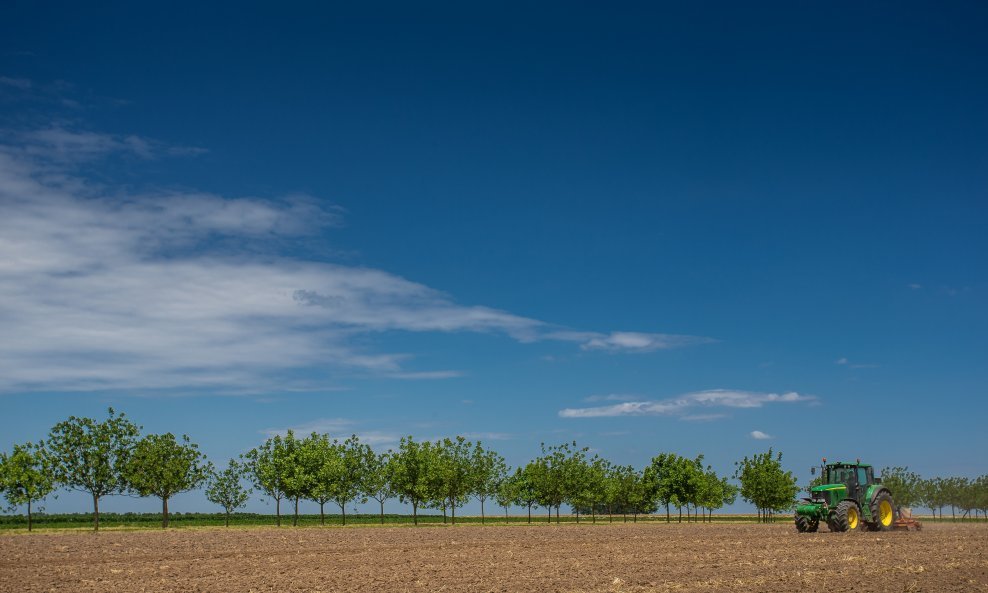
2;522;986;592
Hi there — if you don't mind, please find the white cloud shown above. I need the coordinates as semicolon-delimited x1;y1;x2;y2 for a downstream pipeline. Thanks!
14;126;206;163
547;330;715;353
0;76;32;90
583;394;638;403
835;357;848;365
558;389;816;418
908;283;922;290
0;127;712;394
750;430;772;440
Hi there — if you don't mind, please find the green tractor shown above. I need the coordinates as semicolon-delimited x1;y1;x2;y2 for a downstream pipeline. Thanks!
794;459;895;533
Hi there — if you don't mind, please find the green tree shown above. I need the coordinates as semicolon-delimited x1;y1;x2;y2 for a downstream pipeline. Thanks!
431;436;474;524
471;442;507;524
205;460;252;526
124;432;212;528
0;442;56;531
361;448;396;525
278;431;317;527
531;442;583;524
697;468;736;522
243;432;293;527
510;465;540;523
494;469;518;523
46;408;141;531
303;432;336;525
879;466;922;509
570;456;608;523
319;435;369;526
643;452;683;523
733;448;799;522
389;436;433;525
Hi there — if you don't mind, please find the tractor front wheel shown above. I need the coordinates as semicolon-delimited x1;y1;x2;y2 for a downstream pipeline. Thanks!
832;500;861;532
870;491;895;531
794;514;818;533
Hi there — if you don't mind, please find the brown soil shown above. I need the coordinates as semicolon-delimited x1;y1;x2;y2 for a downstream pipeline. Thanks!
1;522;986;592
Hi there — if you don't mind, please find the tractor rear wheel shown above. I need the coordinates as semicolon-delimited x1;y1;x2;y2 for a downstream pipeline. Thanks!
832;500;861;532
870;491;895;531
794;514;818;532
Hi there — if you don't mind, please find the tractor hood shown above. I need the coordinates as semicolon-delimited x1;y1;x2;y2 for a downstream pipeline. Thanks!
811;483;847;496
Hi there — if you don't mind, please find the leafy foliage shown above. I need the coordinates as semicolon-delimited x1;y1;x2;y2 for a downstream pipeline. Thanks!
0;442;56;531
733;448;799;522
205;460;252;526
45;407;141;530
124;432;212;528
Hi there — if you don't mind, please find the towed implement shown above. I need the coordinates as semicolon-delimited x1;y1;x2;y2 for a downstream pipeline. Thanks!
795;459;896;532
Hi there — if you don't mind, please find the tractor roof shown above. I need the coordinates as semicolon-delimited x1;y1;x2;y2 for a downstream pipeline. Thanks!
827;461;872;468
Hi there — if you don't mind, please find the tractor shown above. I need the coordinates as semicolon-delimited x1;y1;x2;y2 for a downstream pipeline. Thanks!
794;458;895;532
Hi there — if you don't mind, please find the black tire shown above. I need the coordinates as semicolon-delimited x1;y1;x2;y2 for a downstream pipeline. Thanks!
870;491;895;532
832;500;861;532
794;514;818;532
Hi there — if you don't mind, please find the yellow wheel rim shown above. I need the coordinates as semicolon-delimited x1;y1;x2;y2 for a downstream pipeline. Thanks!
879;500;893;526
848;507;858;529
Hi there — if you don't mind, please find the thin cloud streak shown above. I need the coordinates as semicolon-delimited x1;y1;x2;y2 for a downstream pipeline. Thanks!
559;389;816;418
0;125;714;393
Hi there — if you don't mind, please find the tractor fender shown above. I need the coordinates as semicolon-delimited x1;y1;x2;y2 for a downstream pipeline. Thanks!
864;486;892;521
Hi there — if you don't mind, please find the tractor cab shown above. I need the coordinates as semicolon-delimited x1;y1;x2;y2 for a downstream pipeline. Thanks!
811;461;877;508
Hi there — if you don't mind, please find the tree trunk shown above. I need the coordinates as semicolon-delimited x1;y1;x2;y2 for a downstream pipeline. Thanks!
504;506;508;524
276;497;281;527
678;506;682;523
556;505;560;524
27;499;32;532
451;501;456;525
527;503;531;524
340;502;347;526
442;503;447;524
480;498;485;525
380;500;385;524
575;509;580;524
162;496;170;529
413;501;418;525
293;496;300;527
93;493;100;532
225;510;230;527
320;502;325;526
665;502;670;523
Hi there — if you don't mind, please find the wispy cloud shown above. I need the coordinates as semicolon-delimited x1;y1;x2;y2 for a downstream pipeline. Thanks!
0;124;711;394
547;330;716;353
836;357;879;369
0;76;32;90
386;370;464;380
13;126;206;162
908;283;922;290
559;389;816;418
750;430;773;440
583;394;638;403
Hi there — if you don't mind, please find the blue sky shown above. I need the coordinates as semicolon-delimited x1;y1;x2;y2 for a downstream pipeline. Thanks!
1;1;986;515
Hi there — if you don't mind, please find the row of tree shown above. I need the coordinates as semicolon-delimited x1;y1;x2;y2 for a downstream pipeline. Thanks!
10;408;981;531
878;467;988;521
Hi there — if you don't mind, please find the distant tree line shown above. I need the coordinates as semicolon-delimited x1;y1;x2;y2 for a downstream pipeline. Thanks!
4;408;983;531
878;467;988;521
